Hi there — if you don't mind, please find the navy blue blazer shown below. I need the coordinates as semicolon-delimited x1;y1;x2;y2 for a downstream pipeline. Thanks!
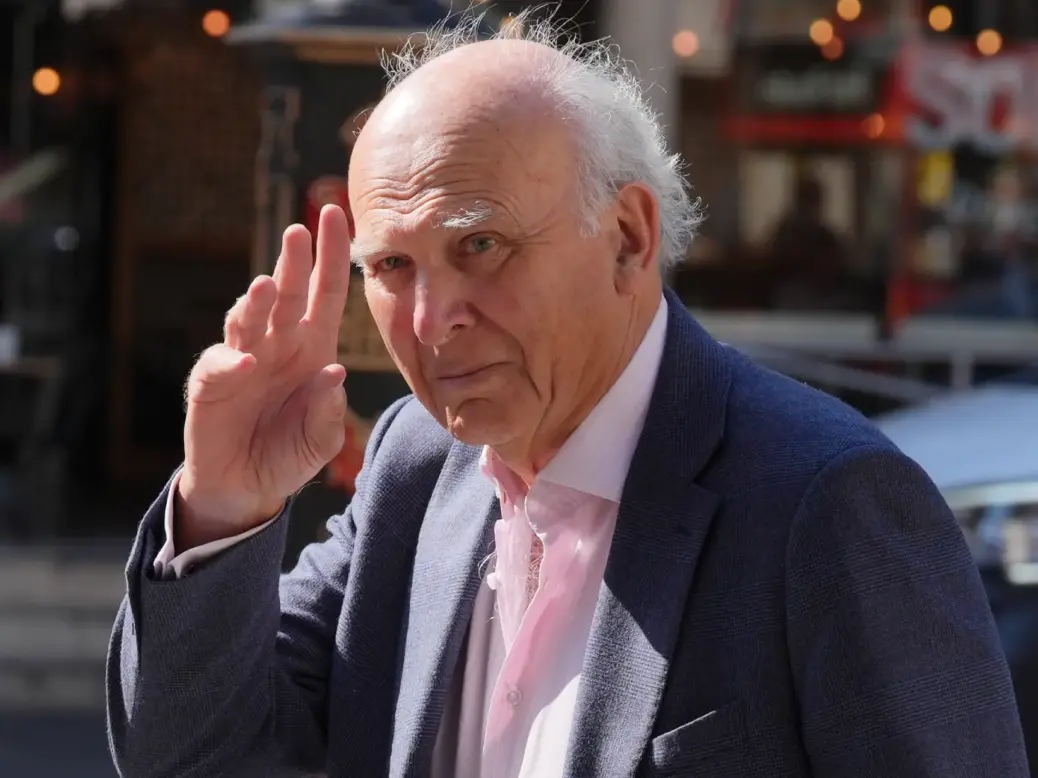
108;290;1029;777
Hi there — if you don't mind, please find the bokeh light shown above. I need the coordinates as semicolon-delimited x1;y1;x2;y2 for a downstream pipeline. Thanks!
201;9;230;37
863;113;885;139
672;30;700;58
810;19;835;46
837;0;862;22
821;36;845;59
976;29;1002;56
32;67;60;96
928;5;953;32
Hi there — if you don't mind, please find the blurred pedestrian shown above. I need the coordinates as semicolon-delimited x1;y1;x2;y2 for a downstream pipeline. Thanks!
766;174;851;309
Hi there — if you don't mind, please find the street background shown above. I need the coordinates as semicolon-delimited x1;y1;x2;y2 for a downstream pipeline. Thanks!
1;0;1037;773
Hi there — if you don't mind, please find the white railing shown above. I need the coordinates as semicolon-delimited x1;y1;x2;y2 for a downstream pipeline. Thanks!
696;310;1038;395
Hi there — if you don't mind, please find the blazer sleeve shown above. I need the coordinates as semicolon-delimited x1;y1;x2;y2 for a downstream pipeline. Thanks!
785;443;1030;778
106;396;411;778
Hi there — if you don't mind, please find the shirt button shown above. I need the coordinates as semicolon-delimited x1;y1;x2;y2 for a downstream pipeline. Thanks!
506;688;522;707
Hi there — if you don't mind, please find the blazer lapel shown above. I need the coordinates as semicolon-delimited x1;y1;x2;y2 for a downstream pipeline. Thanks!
389;440;498;778
565;290;732;778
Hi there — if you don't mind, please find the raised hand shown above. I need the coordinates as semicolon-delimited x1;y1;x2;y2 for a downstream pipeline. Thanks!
176;205;352;549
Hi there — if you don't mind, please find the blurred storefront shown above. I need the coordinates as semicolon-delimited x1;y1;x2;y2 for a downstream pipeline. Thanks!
670;0;1037;409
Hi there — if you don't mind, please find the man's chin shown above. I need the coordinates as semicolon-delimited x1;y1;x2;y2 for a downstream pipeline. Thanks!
442;399;516;447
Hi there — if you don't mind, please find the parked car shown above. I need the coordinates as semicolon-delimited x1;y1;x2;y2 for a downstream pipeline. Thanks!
876;383;1038;772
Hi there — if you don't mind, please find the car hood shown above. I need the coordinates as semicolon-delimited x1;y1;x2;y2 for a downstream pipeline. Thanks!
876;385;1038;492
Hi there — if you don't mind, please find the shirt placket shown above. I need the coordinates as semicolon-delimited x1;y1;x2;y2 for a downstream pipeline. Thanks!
485;495;537;742
483;486;584;774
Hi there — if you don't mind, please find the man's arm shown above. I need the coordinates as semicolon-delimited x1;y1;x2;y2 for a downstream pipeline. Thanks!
785;444;1029;778
106;397;409;778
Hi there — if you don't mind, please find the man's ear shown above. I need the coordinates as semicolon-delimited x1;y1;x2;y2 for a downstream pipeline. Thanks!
612;182;660;292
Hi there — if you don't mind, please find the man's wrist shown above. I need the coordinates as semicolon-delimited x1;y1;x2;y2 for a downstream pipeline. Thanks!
173;479;286;553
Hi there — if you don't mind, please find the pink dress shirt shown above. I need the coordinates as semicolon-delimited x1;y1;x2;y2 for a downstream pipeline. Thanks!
157;296;669;778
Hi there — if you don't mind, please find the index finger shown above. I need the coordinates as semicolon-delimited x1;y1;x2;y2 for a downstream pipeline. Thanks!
306;204;352;331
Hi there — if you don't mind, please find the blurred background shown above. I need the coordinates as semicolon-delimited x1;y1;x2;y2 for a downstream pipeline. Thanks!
1;0;1037;774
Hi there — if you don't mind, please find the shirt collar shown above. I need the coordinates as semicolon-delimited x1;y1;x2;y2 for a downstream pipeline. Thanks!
480;295;668;504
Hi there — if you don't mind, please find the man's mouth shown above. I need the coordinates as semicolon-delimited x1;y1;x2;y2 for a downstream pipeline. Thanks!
434;363;504;382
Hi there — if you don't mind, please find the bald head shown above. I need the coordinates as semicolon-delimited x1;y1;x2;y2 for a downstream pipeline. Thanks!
381;37;571;114
351;38;578;213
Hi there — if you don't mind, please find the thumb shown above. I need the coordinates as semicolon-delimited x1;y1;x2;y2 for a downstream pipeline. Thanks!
302;364;348;466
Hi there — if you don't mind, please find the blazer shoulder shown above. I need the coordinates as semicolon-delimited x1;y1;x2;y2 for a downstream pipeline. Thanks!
708;350;898;493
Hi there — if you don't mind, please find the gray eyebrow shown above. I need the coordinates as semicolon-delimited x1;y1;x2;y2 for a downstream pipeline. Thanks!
350;243;376;269
437;203;495;230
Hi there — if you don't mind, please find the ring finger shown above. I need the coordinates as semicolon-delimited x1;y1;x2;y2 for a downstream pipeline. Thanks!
269;225;314;332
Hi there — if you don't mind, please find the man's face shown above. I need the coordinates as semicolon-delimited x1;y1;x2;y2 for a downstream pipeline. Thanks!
348;87;623;453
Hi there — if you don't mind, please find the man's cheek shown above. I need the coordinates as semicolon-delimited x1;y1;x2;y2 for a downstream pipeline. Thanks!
384;312;419;353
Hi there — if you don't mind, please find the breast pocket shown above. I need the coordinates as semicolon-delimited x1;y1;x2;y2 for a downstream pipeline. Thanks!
648;700;750;777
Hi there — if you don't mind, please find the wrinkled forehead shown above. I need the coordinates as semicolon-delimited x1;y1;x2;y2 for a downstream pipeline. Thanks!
347;105;576;242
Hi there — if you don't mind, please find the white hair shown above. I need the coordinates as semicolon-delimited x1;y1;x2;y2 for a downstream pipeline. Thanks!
381;6;704;270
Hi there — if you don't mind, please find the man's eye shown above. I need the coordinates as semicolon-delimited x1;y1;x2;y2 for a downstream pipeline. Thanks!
462;235;498;254
376;255;410;272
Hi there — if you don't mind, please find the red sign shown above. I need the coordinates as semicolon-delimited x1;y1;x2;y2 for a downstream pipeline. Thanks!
305;175;353;239
895;42;1038;152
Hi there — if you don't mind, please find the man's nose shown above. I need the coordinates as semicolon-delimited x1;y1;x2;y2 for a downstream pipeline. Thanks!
412;269;477;347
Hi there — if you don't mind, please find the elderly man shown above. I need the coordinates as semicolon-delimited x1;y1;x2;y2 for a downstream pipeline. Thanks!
107;14;1028;778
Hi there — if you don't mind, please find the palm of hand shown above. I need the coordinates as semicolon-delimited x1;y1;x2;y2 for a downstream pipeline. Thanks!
181;205;352;528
